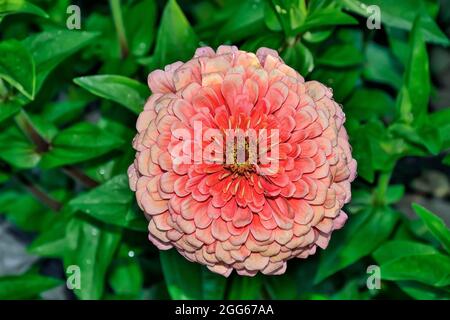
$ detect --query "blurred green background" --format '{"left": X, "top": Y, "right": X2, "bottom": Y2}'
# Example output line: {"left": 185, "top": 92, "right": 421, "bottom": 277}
{"left": 0, "top": 0, "right": 449, "bottom": 300}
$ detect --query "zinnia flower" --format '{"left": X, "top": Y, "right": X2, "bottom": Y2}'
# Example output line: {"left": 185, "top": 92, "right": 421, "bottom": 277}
{"left": 128, "top": 46, "right": 357, "bottom": 277}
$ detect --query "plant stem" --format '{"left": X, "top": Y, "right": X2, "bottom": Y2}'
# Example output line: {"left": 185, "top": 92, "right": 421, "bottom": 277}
{"left": 15, "top": 110, "right": 49, "bottom": 153}
{"left": 14, "top": 109, "right": 99, "bottom": 189}
{"left": 373, "top": 171, "right": 392, "bottom": 206}
{"left": 15, "top": 174, "right": 62, "bottom": 212}
{"left": 109, "top": 0, "right": 129, "bottom": 59}
{"left": 62, "top": 166, "right": 99, "bottom": 188}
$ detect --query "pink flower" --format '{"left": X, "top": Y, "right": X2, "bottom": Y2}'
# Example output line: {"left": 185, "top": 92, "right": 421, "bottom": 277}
{"left": 128, "top": 46, "right": 357, "bottom": 277}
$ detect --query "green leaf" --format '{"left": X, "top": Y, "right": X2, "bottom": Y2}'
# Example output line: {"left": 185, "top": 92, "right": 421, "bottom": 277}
{"left": 74, "top": 75, "right": 148, "bottom": 115}
{"left": 0, "top": 0, "right": 48, "bottom": 20}
{"left": 0, "top": 125, "right": 40, "bottom": 168}
{"left": 265, "top": 0, "right": 307, "bottom": 36}
{"left": 380, "top": 253, "right": 450, "bottom": 287}
{"left": 443, "top": 154, "right": 450, "bottom": 166}
{"left": 398, "top": 15, "right": 430, "bottom": 126}
{"left": 241, "top": 33, "right": 283, "bottom": 53}
{"left": 385, "top": 184, "right": 405, "bottom": 205}
{"left": 0, "top": 192, "right": 55, "bottom": 232}
{"left": 343, "top": 0, "right": 449, "bottom": 46}
{"left": 412, "top": 203, "right": 450, "bottom": 253}
{"left": 373, "top": 240, "right": 439, "bottom": 264}
{"left": 296, "top": 7, "right": 358, "bottom": 33}
{"left": 23, "top": 30, "right": 99, "bottom": 91}
{"left": 303, "top": 29, "right": 333, "bottom": 43}
{"left": 64, "top": 216, "right": 122, "bottom": 300}
{"left": 0, "top": 40, "right": 35, "bottom": 99}
{"left": 148, "top": 0, "right": 198, "bottom": 69}
{"left": 40, "top": 122, "right": 124, "bottom": 168}
{"left": 281, "top": 41, "right": 314, "bottom": 76}
{"left": 263, "top": 0, "right": 282, "bottom": 32}
{"left": 0, "top": 170, "right": 9, "bottom": 184}
{"left": 0, "top": 96, "right": 25, "bottom": 123}
{"left": 43, "top": 100, "right": 88, "bottom": 125}
{"left": 217, "top": 0, "right": 265, "bottom": 43}
{"left": 125, "top": 0, "right": 157, "bottom": 57}
{"left": 265, "top": 273, "right": 297, "bottom": 299}
{"left": 69, "top": 174, "right": 146, "bottom": 231}
{"left": 160, "top": 249, "right": 226, "bottom": 300}
{"left": 389, "top": 123, "right": 441, "bottom": 155}
{"left": 331, "top": 280, "right": 370, "bottom": 300}
{"left": 312, "top": 68, "right": 360, "bottom": 102}
{"left": 28, "top": 212, "right": 71, "bottom": 258}
{"left": 27, "top": 114, "right": 59, "bottom": 142}
{"left": 345, "top": 88, "right": 395, "bottom": 121}
{"left": 201, "top": 267, "right": 227, "bottom": 300}
{"left": 353, "top": 120, "right": 407, "bottom": 173}
{"left": 228, "top": 275, "right": 263, "bottom": 299}
{"left": 109, "top": 245, "right": 143, "bottom": 298}
{"left": 397, "top": 281, "right": 450, "bottom": 300}
{"left": 429, "top": 108, "right": 450, "bottom": 150}
{"left": 363, "top": 43, "right": 402, "bottom": 90}
{"left": 315, "top": 206, "right": 399, "bottom": 283}
{"left": 316, "top": 44, "right": 364, "bottom": 67}
{"left": 0, "top": 274, "right": 61, "bottom": 300}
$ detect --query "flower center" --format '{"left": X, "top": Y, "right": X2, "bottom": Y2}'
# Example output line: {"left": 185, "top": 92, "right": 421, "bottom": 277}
{"left": 224, "top": 137, "right": 256, "bottom": 176}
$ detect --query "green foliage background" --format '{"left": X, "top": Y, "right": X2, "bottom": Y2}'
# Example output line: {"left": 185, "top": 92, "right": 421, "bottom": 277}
{"left": 0, "top": 0, "right": 449, "bottom": 300}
